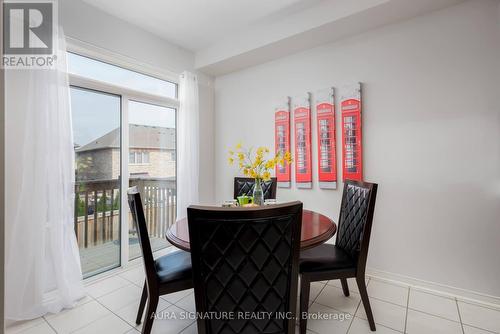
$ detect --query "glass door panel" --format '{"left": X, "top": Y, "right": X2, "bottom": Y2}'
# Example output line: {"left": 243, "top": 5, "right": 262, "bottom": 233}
{"left": 71, "top": 86, "right": 121, "bottom": 278}
{"left": 127, "top": 100, "right": 176, "bottom": 259}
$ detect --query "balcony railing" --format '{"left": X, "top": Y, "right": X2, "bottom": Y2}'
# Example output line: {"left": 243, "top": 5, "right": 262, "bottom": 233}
{"left": 74, "top": 177, "right": 176, "bottom": 248}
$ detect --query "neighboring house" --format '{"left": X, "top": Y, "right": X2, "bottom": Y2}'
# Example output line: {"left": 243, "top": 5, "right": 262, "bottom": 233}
{"left": 75, "top": 124, "right": 176, "bottom": 181}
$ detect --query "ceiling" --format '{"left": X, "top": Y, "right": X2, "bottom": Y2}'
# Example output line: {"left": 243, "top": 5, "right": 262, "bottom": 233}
{"left": 80, "top": 0, "right": 466, "bottom": 75}
{"left": 80, "top": 0, "right": 316, "bottom": 51}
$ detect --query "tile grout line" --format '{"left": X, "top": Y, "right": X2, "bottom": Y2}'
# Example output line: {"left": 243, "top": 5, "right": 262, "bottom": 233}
{"left": 458, "top": 299, "right": 500, "bottom": 312}
{"left": 42, "top": 316, "right": 58, "bottom": 334}
{"left": 84, "top": 292, "right": 161, "bottom": 334}
{"left": 406, "top": 306, "right": 462, "bottom": 324}
{"left": 310, "top": 281, "right": 328, "bottom": 305}
{"left": 345, "top": 296, "right": 362, "bottom": 334}
{"left": 176, "top": 319, "right": 197, "bottom": 334}
{"left": 63, "top": 297, "right": 131, "bottom": 334}
{"left": 403, "top": 286, "right": 410, "bottom": 334}
{"left": 455, "top": 297, "right": 465, "bottom": 334}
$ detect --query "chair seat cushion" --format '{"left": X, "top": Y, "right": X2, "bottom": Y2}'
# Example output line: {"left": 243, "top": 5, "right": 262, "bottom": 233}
{"left": 155, "top": 250, "right": 192, "bottom": 284}
{"left": 300, "top": 244, "right": 355, "bottom": 273}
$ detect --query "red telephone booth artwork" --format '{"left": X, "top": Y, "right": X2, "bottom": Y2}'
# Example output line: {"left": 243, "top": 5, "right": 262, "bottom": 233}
{"left": 315, "top": 88, "right": 337, "bottom": 189}
{"left": 293, "top": 95, "right": 312, "bottom": 188}
{"left": 274, "top": 98, "right": 291, "bottom": 188}
{"left": 340, "top": 83, "right": 363, "bottom": 181}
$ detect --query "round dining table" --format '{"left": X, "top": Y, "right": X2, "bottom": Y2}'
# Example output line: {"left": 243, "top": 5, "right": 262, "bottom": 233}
{"left": 166, "top": 209, "right": 336, "bottom": 251}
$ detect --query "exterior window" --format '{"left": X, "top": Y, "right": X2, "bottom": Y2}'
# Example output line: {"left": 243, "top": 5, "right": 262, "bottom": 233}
{"left": 128, "top": 100, "right": 176, "bottom": 259}
{"left": 68, "top": 52, "right": 176, "bottom": 98}
{"left": 71, "top": 86, "right": 121, "bottom": 277}
{"left": 129, "top": 151, "right": 150, "bottom": 164}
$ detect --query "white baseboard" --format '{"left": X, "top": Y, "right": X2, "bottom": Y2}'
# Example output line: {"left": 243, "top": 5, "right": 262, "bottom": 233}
{"left": 366, "top": 267, "right": 500, "bottom": 310}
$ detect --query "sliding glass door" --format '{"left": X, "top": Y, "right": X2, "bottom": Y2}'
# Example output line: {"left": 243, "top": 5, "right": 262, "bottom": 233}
{"left": 68, "top": 51, "right": 178, "bottom": 277}
{"left": 127, "top": 101, "right": 177, "bottom": 259}
{"left": 71, "top": 87, "right": 121, "bottom": 277}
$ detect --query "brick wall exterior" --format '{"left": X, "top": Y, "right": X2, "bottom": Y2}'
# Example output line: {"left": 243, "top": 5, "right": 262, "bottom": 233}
{"left": 77, "top": 148, "right": 175, "bottom": 180}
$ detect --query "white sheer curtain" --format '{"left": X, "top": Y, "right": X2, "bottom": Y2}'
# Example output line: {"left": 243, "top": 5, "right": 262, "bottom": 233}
{"left": 5, "top": 29, "right": 85, "bottom": 320}
{"left": 176, "top": 71, "right": 200, "bottom": 219}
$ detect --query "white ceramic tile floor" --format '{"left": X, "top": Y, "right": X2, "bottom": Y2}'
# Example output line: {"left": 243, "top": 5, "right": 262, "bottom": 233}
{"left": 307, "top": 302, "right": 353, "bottom": 334}
{"left": 348, "top": 316, "right": 401, "bottom": 334}
{"left": 13, "top": 321, "right": 55, "bottom": 334}
{"left": 97, "top": 284, "right": 143, "bottom": 312}
{"left": 327, "top": 277, "right": 370, "bottom": 294}
{"left": 458, "top": 301, "right": 500, "bottom": 333}
{"left": 408, "top": 289, "right": 461, "bottom": 322}
{"left": 405, "top": 309, "right": 463, "bottom": 334}
{"left": 366, "top": 279, "right": 409, "bottom": 307}
{"left": 6, "top": 249, "right": 500, "bottom": 334}
{"left": 314, "top": 284, "right": 361, "bottom": 315}
{"left": 309, "top": 282, "right": 327, "bottom": 302}
{"left": 355, "top": 296, "right": 407, "bottom": 332}
{"left": 462, "top": 324, "right": 498, "bottom": 334}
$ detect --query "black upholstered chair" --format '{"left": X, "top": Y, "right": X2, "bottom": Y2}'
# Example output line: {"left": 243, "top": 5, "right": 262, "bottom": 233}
{"left": 187, "top": 202, "right": 303, "bottom": 334}
{"left": 127, "top": 187, "right": 193, "bottom": 334}
{"left": 299, "top": 180, "right": 378, "bottom": 333}
{"left": 233, "top": 177, "right": 277, "bottom": 200}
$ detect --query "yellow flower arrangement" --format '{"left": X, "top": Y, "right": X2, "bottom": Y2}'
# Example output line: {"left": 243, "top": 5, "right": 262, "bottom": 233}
{"left": 228, "top": 143, "right": 292, "bottom": 181}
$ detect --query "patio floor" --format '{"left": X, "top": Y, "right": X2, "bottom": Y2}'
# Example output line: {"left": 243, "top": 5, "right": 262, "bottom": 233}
{"left": 79, "top": 237, "right": 169, "bottom": 277}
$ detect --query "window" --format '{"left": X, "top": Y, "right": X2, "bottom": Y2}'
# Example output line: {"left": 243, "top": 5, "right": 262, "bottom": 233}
{"left": 129, "top": 151, "right": 150, "bottom": 164}
{"left": 68, "top": 51, "right": 178, "bottom": 277}
{"left": 68, "top": 52, "right": 177, "bottom": 98}
{"left": 71, "top": 87, "right": 121, "bottom": 277}
{"left": 127, "top": 100, "right": 176, "bottom": 259}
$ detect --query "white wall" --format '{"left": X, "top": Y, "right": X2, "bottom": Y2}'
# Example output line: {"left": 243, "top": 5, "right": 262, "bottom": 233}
{"left": 214, "top": 0, "right": 500, "bottom": 297}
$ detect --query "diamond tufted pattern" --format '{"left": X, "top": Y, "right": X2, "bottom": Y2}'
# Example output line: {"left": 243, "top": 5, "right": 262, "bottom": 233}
{"left": 336, "top": 183, "right": 371, "bottom": 259}
{"left": 234, "top": 177, "right": 277, "bottom": 200}
{"left": 188, "top": 203, "right": 302, "bottom": 334}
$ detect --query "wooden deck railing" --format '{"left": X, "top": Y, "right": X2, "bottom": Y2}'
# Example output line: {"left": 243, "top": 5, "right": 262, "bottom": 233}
{"left": 74, "top": 177, "right": 176, "bottom": 248}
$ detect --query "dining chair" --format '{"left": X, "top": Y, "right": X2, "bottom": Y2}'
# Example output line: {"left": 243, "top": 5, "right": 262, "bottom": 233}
{"left": 233, "top": 177, "right": 277, "bottom": 200}
{"left": 187, "top": 202, "right": 303, "bottom": 334}
{"left": 127, "top": 187, "right": 193, "bottom": 334}
{"left": 298, "top": 180, "right": 378, "bottom": 333}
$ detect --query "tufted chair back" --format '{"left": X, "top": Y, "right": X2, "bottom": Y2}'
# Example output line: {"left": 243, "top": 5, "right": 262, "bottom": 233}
{"left": 187, "top": 202, "right": 302, "bottom": 334}
{"left": 335, "top": 180, "right": 378, "bottom": 268}
{"left": 233, "top": 177, "right": 277, "bottom": 200}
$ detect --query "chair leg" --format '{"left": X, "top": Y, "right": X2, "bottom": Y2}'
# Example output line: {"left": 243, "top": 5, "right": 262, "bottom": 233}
{"left": 299, "top": 277, "right": 311, "bottom": 334}
{"left": 356, "top": 276, "right": 376, "bottom": 331}
{"left": 136, "top": 281, "right": 148, "bottom": 324}
{"left": 141, "top": 294, "right": 159, "bottom": 334}
{"left": 340, "top": 278, "right": 350, "bottom": 297}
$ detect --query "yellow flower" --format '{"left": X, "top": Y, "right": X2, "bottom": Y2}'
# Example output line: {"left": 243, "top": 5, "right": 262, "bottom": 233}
{"left": 262, "top": 171, "right": 271, "bottom": 181}
{"left": 238, "top": 152, "right": 245, "bottom": 161}
{"left": 236, "top": 142, "right": 242, "bottom": 149}
{"left": 284, "top": 151, "right": 292, "bottom": 163}
{"left": 265, "top": 160, "right": 275, "bottom": 169}
{"left": 243, "top": 168, "right": 249, "bottom": 176}
{"left": 250, "top": 169, "right": 257, "bottom": 178}
{"left": 239, "top": 162, "right": 243, "bottom": 168}
{"left": 228, "top": 157, "right": 234, "bottom": 164}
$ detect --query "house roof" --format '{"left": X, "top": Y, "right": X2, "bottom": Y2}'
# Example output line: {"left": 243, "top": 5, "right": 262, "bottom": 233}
{"left": 76, "top": 124, "right": 175, "bottom": 152}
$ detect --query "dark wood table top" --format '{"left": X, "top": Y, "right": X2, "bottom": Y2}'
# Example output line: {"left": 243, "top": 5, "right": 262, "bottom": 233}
{"left": 166, "top": 209, "right": 336, "bottom": 251}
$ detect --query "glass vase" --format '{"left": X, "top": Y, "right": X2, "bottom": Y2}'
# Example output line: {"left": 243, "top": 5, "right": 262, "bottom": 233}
{"left": 253, "top": 178, "right": 264, "bottom": 206}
